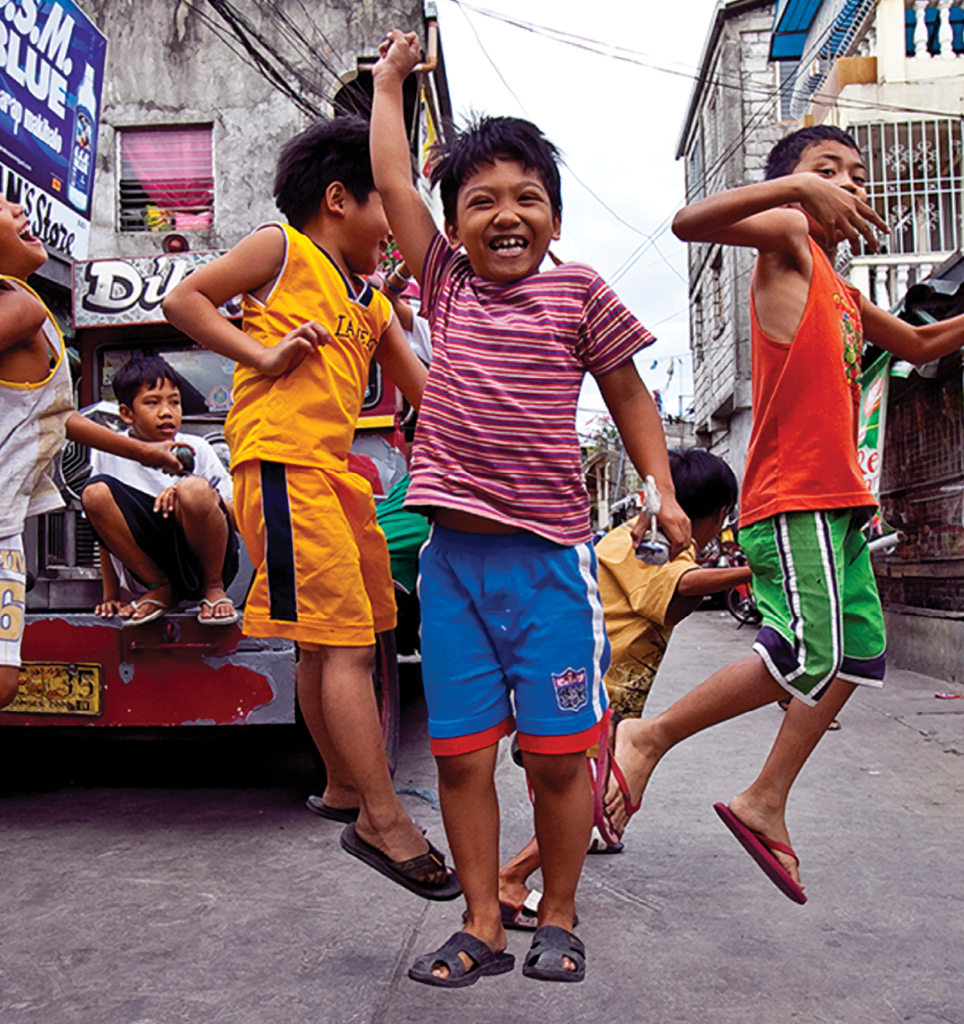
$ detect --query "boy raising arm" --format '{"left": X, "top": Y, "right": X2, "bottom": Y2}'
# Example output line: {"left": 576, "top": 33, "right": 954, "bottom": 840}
{"left": 162, "top": 117, "right": 450, "bottom": 900}
{"left": 371, "top": 32, "right": 689, "bottom": 986}
{"left": 607, "top": 126, "right": 964, "bottom": 902}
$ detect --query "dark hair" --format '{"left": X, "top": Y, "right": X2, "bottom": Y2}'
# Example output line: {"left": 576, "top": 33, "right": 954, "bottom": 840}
{"left": 112, "top": 354, "right": 182, "bottom": 409}
{"left": 429, "top": 115, "right": 562, "bottom": 228}
{"left": 669, "top": 448, "right": 738, "bottom": 522}
{"left": 765, "top": 125, "right": 862, "bottom": 180}
{"left": 274, "top": 114, "right": 376, "bottom": 229}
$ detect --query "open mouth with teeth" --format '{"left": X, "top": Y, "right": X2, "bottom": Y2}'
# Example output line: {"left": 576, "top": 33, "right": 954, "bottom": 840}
{"left": 18, "top": 223, "right": 39, "bottom": 244}
{"left": 489, "top": 236, "right": 529, "bottom": 255}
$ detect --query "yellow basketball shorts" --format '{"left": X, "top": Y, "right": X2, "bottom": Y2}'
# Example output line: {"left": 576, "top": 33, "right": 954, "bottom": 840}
{"left": 232, "top": 460, "right": 396, "bottom": 647}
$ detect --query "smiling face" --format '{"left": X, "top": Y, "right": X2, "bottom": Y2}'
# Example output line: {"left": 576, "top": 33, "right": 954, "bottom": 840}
{"left": 446, "top": 156, "right": 561, "bottom": 282}
{"left": 793, "top": 140, "right": 870, "bottom": 243}
{"left": 120, "top": 377, "right": 183, "bottom": 442}
{"left": 0, "top": 197, "right": 47, "bottom": 278}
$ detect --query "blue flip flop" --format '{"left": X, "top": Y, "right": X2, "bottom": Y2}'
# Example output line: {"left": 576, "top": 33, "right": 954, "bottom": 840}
{"left": 409, "top": 932, "right": 515, "bottom": 988}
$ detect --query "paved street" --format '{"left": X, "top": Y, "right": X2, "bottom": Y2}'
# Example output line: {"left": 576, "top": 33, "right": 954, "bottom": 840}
{"left": 2, "top": 609, "right": 963, "bottom": 1024}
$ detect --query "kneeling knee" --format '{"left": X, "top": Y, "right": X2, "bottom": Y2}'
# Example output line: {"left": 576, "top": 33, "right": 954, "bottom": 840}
{"left": 0, "top": 666, "right": 20, "bottom": 709}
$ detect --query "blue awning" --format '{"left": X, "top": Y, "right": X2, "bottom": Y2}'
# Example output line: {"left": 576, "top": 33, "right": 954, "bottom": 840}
{"left": 770, "top": 0, "right": 825, "bottom": 60}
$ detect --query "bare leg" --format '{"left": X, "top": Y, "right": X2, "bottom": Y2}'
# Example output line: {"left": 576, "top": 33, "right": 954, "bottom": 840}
{"left": 727, "top": 675, "right": 857, "bottom": 885}
{"left": 499, "top": 836, "right": 541, "bottom": 908}
{"left": 522, "top": 750, "right": 591, "bottom": 973}
{"left": 433, "top": 744, "right": 505, "bottom": 979}
{"left": 605, "top": 655, "right": 782, "bottom": 835}
{"left": 0, "top": 665, "right": 19, "bottom": 709}
{"left": 296, "top": 646, "right": 439, "bottom": 871}
{"left": 172, "top": 477, "right": 232, "bottom": 620}
{"left": 82, "top": 482, "right": 171, "bottom": 619}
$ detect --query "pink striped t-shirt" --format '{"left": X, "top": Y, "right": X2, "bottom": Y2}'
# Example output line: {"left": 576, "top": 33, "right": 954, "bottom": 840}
{"left": 405, "top": 232, "right": 655, "bottom": 546}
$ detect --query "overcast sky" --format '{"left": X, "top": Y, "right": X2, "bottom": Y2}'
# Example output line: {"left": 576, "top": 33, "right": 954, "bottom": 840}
{"left": 431, "top": 0, "right": 723, "bottom": 433}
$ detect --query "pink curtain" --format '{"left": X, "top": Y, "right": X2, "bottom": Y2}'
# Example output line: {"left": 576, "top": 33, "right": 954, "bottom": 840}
{"left": 122, "top": 127, "right": 213, "bottom": 211}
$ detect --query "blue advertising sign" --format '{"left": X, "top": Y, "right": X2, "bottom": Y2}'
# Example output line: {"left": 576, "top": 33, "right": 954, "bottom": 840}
{"left": 0, "top": 1, "right": 106, "bottom": 259}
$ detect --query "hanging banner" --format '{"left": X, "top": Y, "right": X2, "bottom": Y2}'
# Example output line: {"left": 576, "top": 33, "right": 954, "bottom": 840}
{"left": 0, "top": 1, "right": 107, "bottom": 260}
{"left": 857, "top": 351, "right": 892, "bottom": 499}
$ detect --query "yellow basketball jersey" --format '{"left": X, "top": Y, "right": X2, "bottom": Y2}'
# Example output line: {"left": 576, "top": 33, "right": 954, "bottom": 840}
{"left": 225, "top": 222, "right": 393, "bottom": 471}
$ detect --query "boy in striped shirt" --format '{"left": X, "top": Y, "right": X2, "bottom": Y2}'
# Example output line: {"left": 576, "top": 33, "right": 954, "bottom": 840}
{"left": 372, "top": 30, "right": 690, "bottom": 986}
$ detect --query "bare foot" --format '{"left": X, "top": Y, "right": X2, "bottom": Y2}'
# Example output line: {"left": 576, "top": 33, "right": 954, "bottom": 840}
{"left": 727, "top": 792, "right": 803, "bottom": 889}
{"left": 198, "top": 584, "right": 236, "bottom": 622}
{"left": 603, "top": 717, "right": 664, "bottom": 838}
{"left": 321, "top": 782, "right": 359, "bottom": 813}
{"left": 498, "top": 876, "right": 532, "bottom": 910}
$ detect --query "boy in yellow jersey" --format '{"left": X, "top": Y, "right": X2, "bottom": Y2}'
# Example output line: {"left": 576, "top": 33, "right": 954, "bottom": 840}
{"left": 163, "top": 116, "right": 457, "bottom": 900}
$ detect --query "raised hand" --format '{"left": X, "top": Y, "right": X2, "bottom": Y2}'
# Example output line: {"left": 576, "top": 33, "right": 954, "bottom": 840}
{"left": 794, "top": 173, "right": 888, "bottom": 252}
{"left": 376, "top": 29, "right": 422, "bottom": 80}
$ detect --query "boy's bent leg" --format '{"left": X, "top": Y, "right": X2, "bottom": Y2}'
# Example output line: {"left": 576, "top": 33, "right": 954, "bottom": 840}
{"left": 172, "top": 476, "right": 234, "bottom": 620}
{"left": 605, "top": 654, "right": 783, "bottom": 835}
{"left": 726, "top": 674, "right": 857, "bottom": 887}
{"left": 298, "top": 645, "right": 441, "bottom": 875}
{"left": 499, "top": 837, "right": 541, "bottom": 913}
{"left": 0, "top": 666, "right": 19, "bottom": 709}
{"left": 82, "top": 479, "right": 173, "bottom": 618}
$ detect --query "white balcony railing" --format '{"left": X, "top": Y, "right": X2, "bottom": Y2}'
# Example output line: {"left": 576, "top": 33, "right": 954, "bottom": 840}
{"left": 905, "top": 0, "right": 964, "bottom": 59}
{"left": 849, "top": 253, "right": 949, "bottom": 309}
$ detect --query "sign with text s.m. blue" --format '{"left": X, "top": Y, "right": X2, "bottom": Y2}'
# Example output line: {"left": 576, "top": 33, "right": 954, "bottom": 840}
{"left": 0, "top": 2, "right": 106, "bottom": 260}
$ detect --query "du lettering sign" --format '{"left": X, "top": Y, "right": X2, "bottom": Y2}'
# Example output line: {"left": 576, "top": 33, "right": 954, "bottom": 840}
{"left": 0, "top": 1, "right": 106, "bottom": 260}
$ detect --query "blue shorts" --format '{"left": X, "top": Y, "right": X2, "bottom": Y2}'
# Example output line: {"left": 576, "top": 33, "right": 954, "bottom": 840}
{"left": 419, "top": 526, "right": 610, "bottom": 756}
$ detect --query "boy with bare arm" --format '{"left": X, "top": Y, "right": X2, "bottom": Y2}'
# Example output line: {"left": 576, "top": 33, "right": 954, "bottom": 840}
{"left": 607, "top": 125, "right": 964, "bottom": 904}
{"left": 0, "top": 198, "right": 180, "bottom": 709}
{"left": 371, "top": 31, "right": 690, "bottom": 985}
{"left": 162, "top": 117, "right": 459, "bottom": 902}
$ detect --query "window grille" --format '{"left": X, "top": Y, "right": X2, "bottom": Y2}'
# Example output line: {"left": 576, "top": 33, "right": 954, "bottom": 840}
{"left": 711, "top": 251, "right": 724, "bottom": 336}
{"left": 852, "top": 120, "right": 963, "bottom": 257}
{"left": 119, "top": 125, "right": 214, "bottom": 233}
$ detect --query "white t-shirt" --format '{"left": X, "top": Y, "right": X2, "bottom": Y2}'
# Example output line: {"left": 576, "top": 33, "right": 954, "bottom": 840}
{"left": 89, "top": 432, "right": 233, "bottom": 596}
{"left": 89, "top": 431, "right": 232, "bottom": 503}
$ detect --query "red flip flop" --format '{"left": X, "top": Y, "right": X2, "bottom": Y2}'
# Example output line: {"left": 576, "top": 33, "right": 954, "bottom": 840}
{"left": 589, "top": 713, "right": 640, "bottom": 846}
{"left": 713, "top": 802, "right": 807, "bottom": 904}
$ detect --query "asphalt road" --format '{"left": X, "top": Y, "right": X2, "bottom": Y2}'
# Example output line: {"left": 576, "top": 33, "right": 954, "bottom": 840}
{"left": 2, "top": 610, "right": 962, "bottom": 1024}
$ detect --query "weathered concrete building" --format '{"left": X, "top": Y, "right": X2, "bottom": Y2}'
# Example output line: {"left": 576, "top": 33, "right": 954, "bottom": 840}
{"left": 680, "top": 0, "right": 964, "bottom": 678}
{"left": 675, "top": 0, "right": 781, "bottom": 482}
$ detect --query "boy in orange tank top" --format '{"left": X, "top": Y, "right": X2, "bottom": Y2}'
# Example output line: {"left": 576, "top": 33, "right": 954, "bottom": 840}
{"left": 163, "top": 118, "right": 462, "bottom": 902}
{"left": 602, "top": 126, "right": 964, "bottom": 903}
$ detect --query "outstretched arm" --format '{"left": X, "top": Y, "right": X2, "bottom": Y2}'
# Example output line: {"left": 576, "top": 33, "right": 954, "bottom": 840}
{"left": 672, "top": 174, "right": 885, "bottom": 254}
{"left": 66, "top": 412, "right": 181, "bottom": 473}
{"left": 371, "top": 30, "right": 439, "bottom": 283}
{"left": 862, "top": 300, "right": 964, "bottom": 366}
{"left": 596, "top": 361, "right": 691, "bottom": 556}
{"left": 163, "top": 226, "right": 329, "bottom": 376}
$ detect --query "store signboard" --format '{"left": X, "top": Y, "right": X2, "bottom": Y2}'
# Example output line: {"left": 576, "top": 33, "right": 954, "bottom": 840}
{"left": 0, "top": 1, "right": 106, "bottom": 259}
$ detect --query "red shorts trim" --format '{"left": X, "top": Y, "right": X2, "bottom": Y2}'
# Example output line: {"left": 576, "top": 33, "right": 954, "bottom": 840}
{"left": 517, "top": 712, "right": 609, "bottom": 756}
{"left": 431, "top": 716, "right": 514, "bottom": 756}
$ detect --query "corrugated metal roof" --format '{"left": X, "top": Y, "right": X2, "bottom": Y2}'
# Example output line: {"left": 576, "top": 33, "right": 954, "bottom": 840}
{"left": 770, "top": 0, "right": 825, "bottom": 59}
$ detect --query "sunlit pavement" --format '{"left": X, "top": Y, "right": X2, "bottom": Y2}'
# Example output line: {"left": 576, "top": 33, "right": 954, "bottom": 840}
{"left": 2, "top": 610, "right": 962, "bottom": 1024}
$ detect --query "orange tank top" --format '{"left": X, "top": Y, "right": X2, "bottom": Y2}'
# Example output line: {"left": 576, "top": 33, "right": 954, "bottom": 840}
{"left": 739, "top": 238, "right": 874, "bottom": 528}
{"left": 225, "top": 222, "right": 393, "bottom": 472}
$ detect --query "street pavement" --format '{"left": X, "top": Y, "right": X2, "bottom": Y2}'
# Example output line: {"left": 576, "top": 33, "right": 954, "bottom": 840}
{"left": 2, "top": 609, "right": 963, "bottom": 1024}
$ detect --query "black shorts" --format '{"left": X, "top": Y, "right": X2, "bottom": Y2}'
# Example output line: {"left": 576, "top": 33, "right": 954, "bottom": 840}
{"left": 83, "top": 474, "right": 240, "bottom": 601}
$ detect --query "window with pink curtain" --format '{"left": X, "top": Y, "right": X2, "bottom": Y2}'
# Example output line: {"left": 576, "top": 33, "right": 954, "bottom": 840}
{"left": 119, "top": 125, "right": 214, "bottom": 232}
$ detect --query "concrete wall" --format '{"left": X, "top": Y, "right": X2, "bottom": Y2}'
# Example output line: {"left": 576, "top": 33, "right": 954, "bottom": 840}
{"left": 884, "top": 609, "right": 964, "bottom": 683}
{"left": 82, "top": 0, "right": 424, "bottom": 260}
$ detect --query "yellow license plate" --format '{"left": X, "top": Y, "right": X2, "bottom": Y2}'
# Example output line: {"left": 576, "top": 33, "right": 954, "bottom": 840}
{"left": 8, "top": 662, "right": 103, "bottom": 716}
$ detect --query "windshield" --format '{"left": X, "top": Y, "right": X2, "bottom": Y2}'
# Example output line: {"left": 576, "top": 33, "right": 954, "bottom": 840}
{"left": 98, "top": 345, "right": 236, "bottom": 416}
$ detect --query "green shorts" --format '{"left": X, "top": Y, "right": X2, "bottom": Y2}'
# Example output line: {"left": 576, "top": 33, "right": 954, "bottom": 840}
{"left": 740, "top": 509, "right": 886, "bottom": 704}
